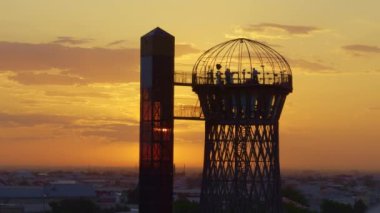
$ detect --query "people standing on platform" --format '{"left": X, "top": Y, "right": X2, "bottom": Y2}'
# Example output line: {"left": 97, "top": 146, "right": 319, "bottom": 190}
{"left": 207, "top": 69, "right": 214, "bottom": 84}
{"left": 252, "top": 67, "right": 259, "bottom": 84}
{"left": 225, "top": 68, "right": 232, "bottom": 84}
{"left": 216, "top": 64, "right": 222, "bottom": 85}
{"left": 242, "top": 69, "right": 246, "bottom": 82}
{"left": 216, "top": 70, "right": 222, "bottom": 85}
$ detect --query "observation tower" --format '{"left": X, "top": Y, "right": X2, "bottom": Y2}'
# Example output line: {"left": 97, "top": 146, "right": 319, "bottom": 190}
{"left": 192, "top": 38, "right": 293, "bottom": 212}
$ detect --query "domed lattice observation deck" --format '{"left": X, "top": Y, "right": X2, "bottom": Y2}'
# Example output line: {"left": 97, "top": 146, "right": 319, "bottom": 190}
{"left": 192, "top": 38, "right": 292, "bottom": 92}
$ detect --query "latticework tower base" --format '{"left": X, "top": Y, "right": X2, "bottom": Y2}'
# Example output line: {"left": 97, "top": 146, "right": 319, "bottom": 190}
{"left": 200, "top": 122, "right": 282, "bottom": 213}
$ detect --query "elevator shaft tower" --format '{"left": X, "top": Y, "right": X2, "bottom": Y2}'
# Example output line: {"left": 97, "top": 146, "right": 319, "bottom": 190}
{"left": 139, "top": 27, "right": 174, "bottom": 213}
{"left": 192, "top": 38, "right": 293, "bottom": 213}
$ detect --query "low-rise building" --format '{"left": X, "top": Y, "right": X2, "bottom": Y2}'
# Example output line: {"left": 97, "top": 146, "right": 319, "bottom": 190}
{"left": 0, "top": 182, "right": 96, "bottom": 213}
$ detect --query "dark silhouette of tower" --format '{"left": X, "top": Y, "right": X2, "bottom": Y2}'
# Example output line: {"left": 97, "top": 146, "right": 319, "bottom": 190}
{"left": 192, "top": 38, "right": 293, "bottom": 212}
{"left": 139, "top": 27, "right": 174, "bottom": 213}
{"left": 138, "top": 29, "right": 292, "bottom": 212}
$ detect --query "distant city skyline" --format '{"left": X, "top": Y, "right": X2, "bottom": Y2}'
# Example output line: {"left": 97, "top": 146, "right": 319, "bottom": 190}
{"left": 0, "top": 0, "right": 379, "bottom": 170}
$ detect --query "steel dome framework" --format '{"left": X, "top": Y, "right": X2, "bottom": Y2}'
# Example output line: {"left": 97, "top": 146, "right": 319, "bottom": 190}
{"left": 193, "top": 38, "right": 292, "bottom": 90}
{"left": 192, "top": 38, "right": 293, "bottom": 213}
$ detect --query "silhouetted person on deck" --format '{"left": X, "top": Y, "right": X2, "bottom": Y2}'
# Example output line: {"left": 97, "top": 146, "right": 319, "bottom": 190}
{"left": 225, "top": 68, "right": 232, "bottom": 84}
{"left": 252, "top": 67, "right": 259, "bottom": 84}
{"left": 216, "top": 70, "right": 222, "bottom": 85}
{"left": 216, "top": 64, "right": 222, "bottom": 85}
{"left": 207, "top": 69, "right": 214, "bottom": 84}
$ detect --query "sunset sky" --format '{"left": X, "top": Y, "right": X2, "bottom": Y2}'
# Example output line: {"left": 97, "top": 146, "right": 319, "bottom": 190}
{"left": 0, "top": 0, "right": 379, "bottom": 170}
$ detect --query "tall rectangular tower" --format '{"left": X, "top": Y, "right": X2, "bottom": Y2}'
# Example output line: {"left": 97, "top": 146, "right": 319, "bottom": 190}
{"left": 139, "top": 27, "right": 175, "bottom": 213}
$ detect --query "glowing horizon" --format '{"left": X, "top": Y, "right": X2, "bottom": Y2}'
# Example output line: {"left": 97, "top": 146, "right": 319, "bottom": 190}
{"left": 0, "top": 0, "right": 379, "bottom": 171}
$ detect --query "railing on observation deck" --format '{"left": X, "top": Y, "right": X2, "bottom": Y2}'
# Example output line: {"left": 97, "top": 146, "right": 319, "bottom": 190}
{"left": 174, "top": 71, "right": 292, "bottom": 90}
{"left": 192, "top": 72, "right": 292, "bottom": 89}
{"left": 174, "top": 104, "right": 204, "bottom": 120}
{"left": 174, "top": 72, "right": 193, "bottom": 86}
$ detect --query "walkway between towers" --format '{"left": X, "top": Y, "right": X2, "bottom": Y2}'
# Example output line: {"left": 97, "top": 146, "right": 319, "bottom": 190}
{"left": 174, "top": 72, "right": 204, "bottom": 121}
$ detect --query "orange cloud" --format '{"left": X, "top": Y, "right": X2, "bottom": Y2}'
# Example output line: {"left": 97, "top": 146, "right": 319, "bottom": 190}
{"left": 342, "top": 44, "right": 380, "bottom": 54}
{"left": 0, "top": 112, "right": 139, "bottom": 142}
{"left": 289, "top": 59, "right": 334, "bottom": 73}
{"left": 0, "top": 112, "right": 75, "bottom": 128}
{"left": 51, "top": 36, "right": 93, "bottom": 46}
{"left": 368, "top": 106, "right": 380, "bottom": 111}
{"left": 44, "top": 90, "right": 111, "bottom": 98}
{"left": 244, "top": 23, "right": 321, "bottom": 35}
{"left": 10, "top": 71, "right": 86, "bottom": 85}
{"left": 175, "top": 44, "right": 200, "bottom": 57}
{"left": 0, "top": 41, "right": 200, "bottom": 85}
{"left": 80, "top": 123, "right": 138, "bottom": 142}
{"left": 0, "top": 41, "right": 140, "bottom": 84}
{"left": 107, "top": 39, "right": 128, "bottom": 47}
